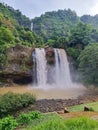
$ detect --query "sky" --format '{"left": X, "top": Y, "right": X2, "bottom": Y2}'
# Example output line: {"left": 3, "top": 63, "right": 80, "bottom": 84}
{"left": 0, "top": 0, "right": 98, "bottom": 19}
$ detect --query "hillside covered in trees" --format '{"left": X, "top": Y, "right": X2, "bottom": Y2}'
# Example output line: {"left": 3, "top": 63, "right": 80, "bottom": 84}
{"left": 32, "top": 9, "right": 80, "bottom": 40}
{"left": 0, "top": 2, "right": 98, "bottom": 85}
{"left": 81, "top": 14, "right": 98, "bottom": 29}
{"left": 0, "top": 3, "right": 31, "bottom": 28}
{"left": 32, "top": 9, "right": 98, "bottom": 41}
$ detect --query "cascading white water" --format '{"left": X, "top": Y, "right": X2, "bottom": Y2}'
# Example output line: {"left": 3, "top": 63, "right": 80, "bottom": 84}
{"left": 33, "top": 48, "right": 77, "bottom": 88}
{"left": 33, "top": 48, "right": 47, "bottom": 87}
{"left": 54, "top": 49, "right": 60, "bottom": 85}
{"left": 54, "top": 49, "right": 73, "bottom": 88}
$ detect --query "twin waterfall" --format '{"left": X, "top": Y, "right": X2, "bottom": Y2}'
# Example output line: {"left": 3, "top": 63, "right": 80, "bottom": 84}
{"left": 32, "top": 48, "right": 75, "bottom": 89}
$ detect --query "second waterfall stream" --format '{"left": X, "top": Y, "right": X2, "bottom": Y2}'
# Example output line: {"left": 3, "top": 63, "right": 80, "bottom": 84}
{"left": 32, "top": 48, "right": 77, "bottom": 89}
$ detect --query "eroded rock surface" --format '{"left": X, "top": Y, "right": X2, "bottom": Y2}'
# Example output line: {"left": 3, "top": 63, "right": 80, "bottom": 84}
{"left": 0, "top": 44, "right": 33, "bottom": 85}
{"left": 45, "top": 47, "right": 55, "bottom": 64}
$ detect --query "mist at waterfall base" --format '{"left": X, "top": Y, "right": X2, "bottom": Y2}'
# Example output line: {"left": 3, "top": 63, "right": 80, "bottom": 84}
{"left": 32, "top": 48, "right": 83, "bottom": 90}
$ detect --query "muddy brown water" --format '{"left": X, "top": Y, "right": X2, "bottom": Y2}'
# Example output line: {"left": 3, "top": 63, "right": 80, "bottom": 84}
{"left": 0, "top": 85, "right": 87, "bottom": 99}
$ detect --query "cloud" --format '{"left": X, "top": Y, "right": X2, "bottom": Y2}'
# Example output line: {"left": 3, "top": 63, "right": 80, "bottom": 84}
{"left": 0, "top": 0, "right": 98, "bottom": 18}
{"left": 91, "top": 4, "right": 98, "bottom": 15}
{"left": 90, "top": 0, "right": 98, "bottom": 15}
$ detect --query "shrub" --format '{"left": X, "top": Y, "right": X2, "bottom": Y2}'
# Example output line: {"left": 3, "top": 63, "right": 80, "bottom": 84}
{"left": 18, "top": 113, "right": 31, "bottom": 124}
{"left": 20, "top": 93, "right": 36, "bottom": 107}
{"left": 89, "top": 107, "right": 94, "bottom": 112}
{"left": 67, "top": 47, "right": 81, "bottom": 60}
{"left": 0, "top": 92, "right": 36, "bottom": 118}
{"left": 18, "top": 111, "right": 41, "bottom": 124}
{"left": 0, "top": 116, "right": 18, "bottom": 130}
{"left": 29, "top": 111, "right": 41, "bottom": 119}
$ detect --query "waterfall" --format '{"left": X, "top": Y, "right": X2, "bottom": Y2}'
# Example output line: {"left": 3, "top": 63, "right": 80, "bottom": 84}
{"left": 54, "top": 49, "right": 73, "bottom": 88}
{"left": 31, "top": 22, "right": 33, "bottom": 31}
{"left": 54, "top": 49, "right": 60, "bottom": 85}
{"left": 32, "top": 48, "right": 77, "bottom": 88}
{"left": 33, "top": 48, "right": 47, "bottom": 87}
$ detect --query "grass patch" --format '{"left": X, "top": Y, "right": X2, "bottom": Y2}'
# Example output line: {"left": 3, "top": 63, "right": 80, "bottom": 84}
{"left": 64, "top": 117, "right": 98, "bottom": 130}
{"left": 22, "top": 115, "right": 98, "bottom": 130}
{"left": 22, "top": 113, "right": 63, "bottom": 130}
{"left": 69, "top": 102, "right": 98, "bottom": 112}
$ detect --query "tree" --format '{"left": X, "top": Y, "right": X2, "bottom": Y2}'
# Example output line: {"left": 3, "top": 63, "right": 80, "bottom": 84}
{"left": 69, "top": 22, "right": 91, "bottom": 49}
{"left": 78, "top": 43, "right": 98, "bottom": 85}
{"left": 45, "top": 39, "right": 56, "bottom": 47}
{"left": 0, "top": 26, "right": 14, "bottom": 44}
{"left": 57, "top": 37, "right": 68, "bottom": 48}
{"left": 0, "top": 26, "right": 15, "bottom": 68}
{"left": 90, "top": 28, "right": 98, "bottom": 42}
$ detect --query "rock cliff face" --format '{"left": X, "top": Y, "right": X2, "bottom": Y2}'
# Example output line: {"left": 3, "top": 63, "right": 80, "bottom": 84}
{"left": 0, "top": 45, "right": 55, "bottom": 86}
{"left": 0, "top": 44, "right": 33, "bottom": 85}
{"left": 45, "top": 47, "right": 55, "bottom": 64}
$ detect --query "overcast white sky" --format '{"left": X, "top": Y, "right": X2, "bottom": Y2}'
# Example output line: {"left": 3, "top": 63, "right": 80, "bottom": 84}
{"left": 0, "top": 0, "right": 98, "bottom": 18}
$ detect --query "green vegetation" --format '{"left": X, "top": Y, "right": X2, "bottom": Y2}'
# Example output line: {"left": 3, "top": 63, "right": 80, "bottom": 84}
{"left": 0, "top": 92, "right": 36, "bottom": 118}
{"left": 23, "top": 115, "right": 98, "bottom": 130}
{"left": 64, "top": 117, "right": 98, "bottom": 130}
{"left": 0, "top": 107, "right": 98, "bottom": 130}
{"left": 32, "top": 9, "right": 79, "bottom": 40}
{"left": 67, "top": 47, "right": 81, "bottom": 67}
{"left": 0, "top": 116, "right": 18, "bottom": 130}
{"left": 78, "top": 43, "right": 98, "bottom": 85}
{"left": 0, "top": 3, "right": 31, "bottom": 28}
{"left": 70, "top": 102, "right": 98, "bottom": 112}
{"left": 81, "top": 14, "right": 98, "bottom": 29}
{"left": 69, "top": 22, "right": 92, "bottom": 49}
{"left": 18, "top": 111, "right": 41, "bottom": 124}
{"left": 0, "top": 111, "right": 41, "bottom": 130}
{"left": 22, "top": 113, "right": 62, "bottom": 129}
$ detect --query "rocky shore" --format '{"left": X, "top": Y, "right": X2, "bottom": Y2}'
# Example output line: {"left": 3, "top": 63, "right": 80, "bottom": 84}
{"left": 34, "top": 88, "right": 98, "bottom": 113}
{"left": 35, "top": 99, "right": 82, "bottom": 113}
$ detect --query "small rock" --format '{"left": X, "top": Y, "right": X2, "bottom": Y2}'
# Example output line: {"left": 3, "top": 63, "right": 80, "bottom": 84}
{"left": 84, "top": 106, "right": 90, "bottom": 111}
{"left": 64, "top": 107, "right": 69, "bottom": 113}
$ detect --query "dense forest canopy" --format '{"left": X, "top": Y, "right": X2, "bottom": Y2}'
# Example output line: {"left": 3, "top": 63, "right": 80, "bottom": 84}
{"left": 32, "top": 9, "right": 80, "bottom": 40}
{"left": 0, "top": 2, "right": 98, "bottom": 85}
{"left": 81, "top": 14, "right": 98, "bottom": 29}
{"left": 32, "top": 9, "right": 98, "bottom": 42}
